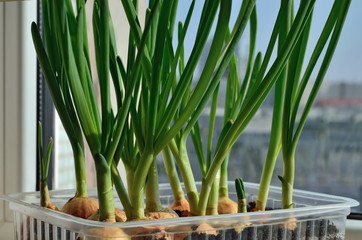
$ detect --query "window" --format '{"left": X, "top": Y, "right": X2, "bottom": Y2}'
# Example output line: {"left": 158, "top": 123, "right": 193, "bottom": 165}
{"left": 156, "top": 0, "right": 362, "bottom": 214}
{"left": 0, "top": 0, "right": 37, "bottom": 238}
{"left": 48, "top": 0, "right": 361, "bottom": 213}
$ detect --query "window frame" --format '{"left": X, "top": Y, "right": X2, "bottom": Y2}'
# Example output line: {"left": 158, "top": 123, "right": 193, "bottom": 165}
{"left": 35, "top": 0, "right": 55, "bottom": 192}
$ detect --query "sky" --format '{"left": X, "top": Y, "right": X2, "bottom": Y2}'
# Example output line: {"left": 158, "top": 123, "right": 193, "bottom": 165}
{"left": 173, "top": 0, "right": 362, "bottom": 83}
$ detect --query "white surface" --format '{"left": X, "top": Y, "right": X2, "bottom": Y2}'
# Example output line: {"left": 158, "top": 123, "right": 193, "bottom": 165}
{"left": 346, "top": 220, "right": 362, "bottom": 240}
{"left": 0, "top": 1, "right": 4, "bottom": 224}
{"left": 0, "top": 222, "right": 14, "bottom": 240}
{"left": 0, "top": 0, "right": 37, "bottom": 238}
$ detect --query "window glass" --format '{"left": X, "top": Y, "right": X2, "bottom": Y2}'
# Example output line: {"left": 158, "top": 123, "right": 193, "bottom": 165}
{"left": 52, "top": 0, "right": 362, "bottom": 213}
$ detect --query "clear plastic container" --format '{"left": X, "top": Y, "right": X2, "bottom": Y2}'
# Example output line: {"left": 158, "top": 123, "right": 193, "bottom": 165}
{"left": 1, "top": 182, "right": 359, "bottom": 240}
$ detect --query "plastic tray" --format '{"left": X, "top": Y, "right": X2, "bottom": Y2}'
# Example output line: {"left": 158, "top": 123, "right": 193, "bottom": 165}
{"left": 1, "top": 182, "right": 359, "bottom": 239}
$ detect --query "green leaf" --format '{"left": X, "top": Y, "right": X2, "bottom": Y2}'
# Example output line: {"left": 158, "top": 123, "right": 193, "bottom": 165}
{"left": 224, "top": 54, "right": 239, "bottom": 122}
{"left": 174, "top": 0, "right": 255, "bottom": 153}
{"left": 38, "top": 121, "right": 44, "bottom": 180}
{"left": 104, "top": 0, "right": 160, "bottom": 164}
{"left": 242, "top": 6, "right": 257, "bottom": 88}
{"left": 120, "top": 0, "right": 153, "bottom": 85}
{"left": 31, "top": 23, "right": 80, "bottom": 147}
{"left": 44, "top": 138, "right": 53, "bottom": 179}
{"left": 278, "top": 175, "right": 285, "bottom": 183}
{"left": 190, "top": 123, "right": 206, "bottom": 177}
{"left": 145, "top": 0, "right": 174, "bottom": 146}
{"left": 156, "top": 0, "right": 195, "bottom": 130}
{"left": 96, "top": 0, "right": 112, "bottom": 153}
{"left": 206, "top": 0, "right": 314, "bottom": 189}
{"left": 109, "top": 21, "right": 123, "bottom": 109}
{"left": 155, "top": 0, "right": 220, "bottom": 144}
{"left": 235, "top": 178, "right": 246, "bottom": 200}
{"left": 292, "top": 0, "right": 351, "bottom": 151}
{"left": 206, "top": 83, "right": 220, "bottom": 168}
{"left": 53, "top": 0, "right": 101, "bottom": 154}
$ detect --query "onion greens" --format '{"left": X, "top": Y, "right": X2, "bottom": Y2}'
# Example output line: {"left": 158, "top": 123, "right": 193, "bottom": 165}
{"left": 235, "top": 178, "right": 247, "bottom": 213}
{"left": 256, "top": 0, "right": 351, "bottom": 210}
{"left": 38, "top": 122, "right": 56, "bottom": 210}
{"left": 32, "top": 0, "right": 351, "bottom": 225}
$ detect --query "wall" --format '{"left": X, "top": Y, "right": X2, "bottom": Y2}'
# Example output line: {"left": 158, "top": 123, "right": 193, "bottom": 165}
{"left": 0, "top": 1, "right": 37, "bottom": 238}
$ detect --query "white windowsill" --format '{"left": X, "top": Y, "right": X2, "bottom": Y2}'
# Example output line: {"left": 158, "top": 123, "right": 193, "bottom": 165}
{"left": 346, "top": 220, "right": 362, "bottom": 240}
{"left": 0, "top": 222, "right": 14, "bottom": 239}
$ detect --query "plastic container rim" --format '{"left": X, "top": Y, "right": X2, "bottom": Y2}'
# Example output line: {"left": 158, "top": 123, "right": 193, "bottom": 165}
{"left": 0, "top": 181, "right": 359, "bottom": 229}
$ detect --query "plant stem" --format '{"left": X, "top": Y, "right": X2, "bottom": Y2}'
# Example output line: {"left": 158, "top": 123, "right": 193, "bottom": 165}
{"left": 127, "top": 149, "right": 154, "bottom": 219}
{"left": 162, "top": 145, "right": 185, "bottom": 202}
{"left": 194, "top": 178, "right": 211, "bottom": 216}
{"left": 256, "top": 0, "right": 290, "bottom": 211}
{"left": 98, "top": 0, "right": 112, "bottom": 154}
{"left": 111, "top": 161, "right": 132, "bottom": 218}
{"left": 130, "top": 193, "right": 145, "bottom": 220}
{"left": 132, "top": 148, "right": 154, "bottom": 199}
{"left": 40, "top": 180, "right": 51, "bottom": 208}
{"left": 94, "top": 154, "right": 115, "bottom": 221}
{"left": 170, "top": 139, "right": 199, "bottom": 214}
{"left": 281, "top": 151, "right": 295, "bottom": 209}
{"left": 206, "top": 170, "right": 219, "bottom": 215}
{"left": 72, "top": 142, "right": 87, "bottom": 197}
{"left": 38, "top": 122, "right": 54, "bottom": 208}
{"left": 145, "top": 159, "right": 162, "bottom": 212}
{"left": 235, "top": 178, "right": 247, "bottom": 213}
{"left": 127, "top": 169, "right": 145, "bottom": 220}
{"left": 256, "top": 142, "right": 281, "bottom": 210}
{"left": 238, "top": 199, "right": 247, "bottom": 213}
{"left": 219, "top": 153, "right": 229, "bottom": 198}
{"left": 206, "top": 83, "right": 220, "bottom": 168}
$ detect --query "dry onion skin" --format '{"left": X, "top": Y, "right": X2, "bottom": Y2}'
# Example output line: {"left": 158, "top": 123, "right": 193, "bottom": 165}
{"left": 145, "top": 207, "right": 179, "bottom": 220}
{"left": 217, "top": 197, "right": 238, "bottom": 214}
{"left": 61, "top": 197, "right": 99, "bottom": 219}
{"left": 168, "top": 199, "right": 190, "bottom": 217}
{"left": 88, "top": 208, "right": 127, "bottom": 222}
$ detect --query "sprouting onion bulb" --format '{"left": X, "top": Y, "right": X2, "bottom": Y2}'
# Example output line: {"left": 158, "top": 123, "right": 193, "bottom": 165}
{"left": 235, "top": 178, "right": 247, "bottom": 213}
{"left": 38, "top": 122, "right": 57, "bottom": 210}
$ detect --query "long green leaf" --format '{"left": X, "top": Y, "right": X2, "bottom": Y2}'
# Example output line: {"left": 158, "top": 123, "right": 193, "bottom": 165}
{"left": 290, "top": 0, "right": 343, "bottom": 137}
{"left": 177, "top": 0, "right": 255, "bottom": 148}
{"left": 105, "top": 0, "right": 160, "bottom": 164}
{"left": 206, "top": 0, "right": 315, "bottom": 187}
{"left": 32, "top": 23, "right": 79, "bottom": 146}
{"left": 155, "top": 0, "right": 220, "bottom": 142}
{"left": 190, "top": 123, "right": 206, "bottom": 176}
{"left": 54, "top": 0, "right": 101, "bottom": 154}
{"left": 120, "top": 0, "right": 153, "bottom": 85}
{"left": 292, "top": 0, "right": 351, "bottom": 151}
{"left": 156, "top": 1, "right": 195, "bottom": 131}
